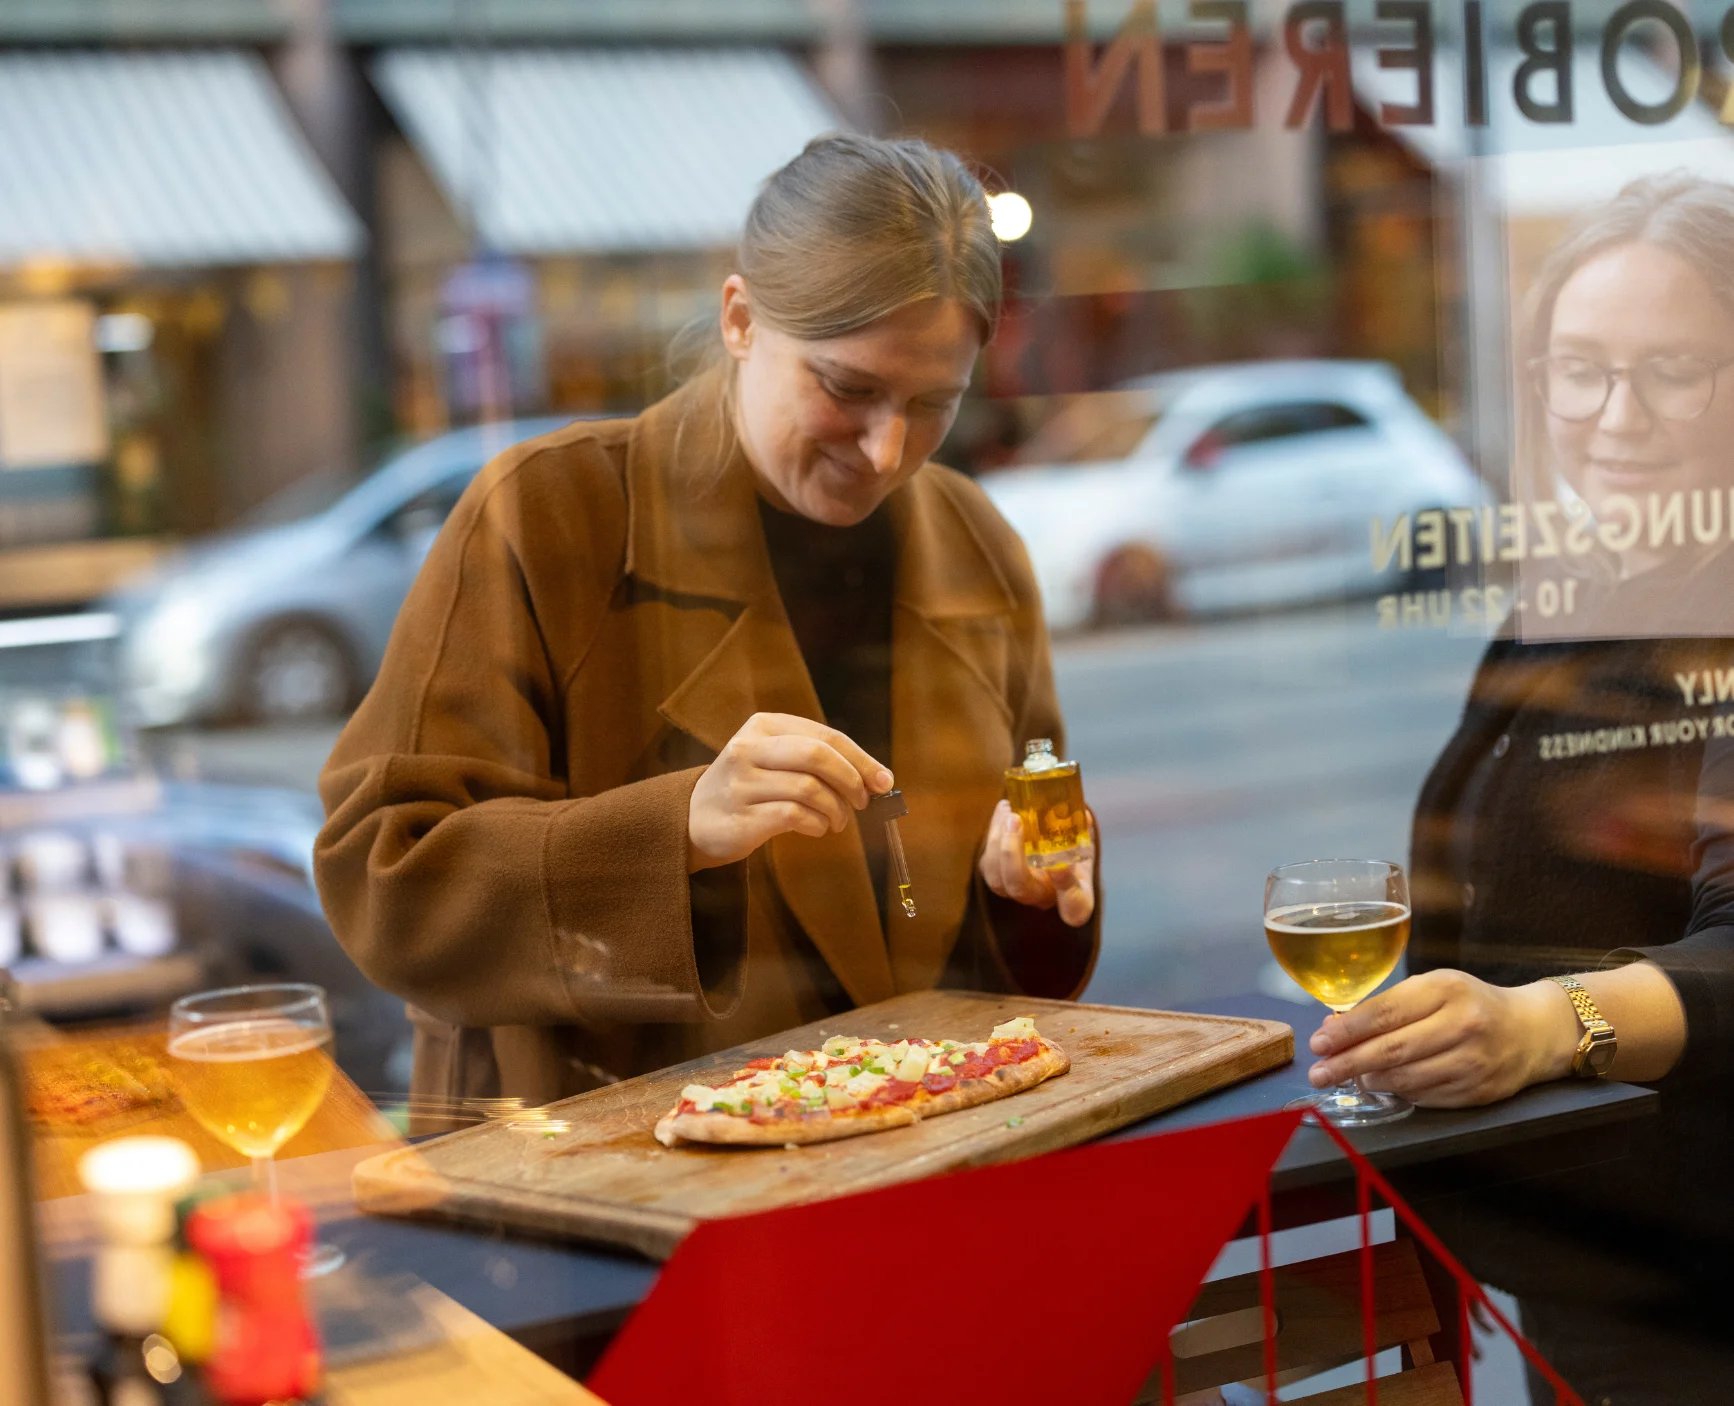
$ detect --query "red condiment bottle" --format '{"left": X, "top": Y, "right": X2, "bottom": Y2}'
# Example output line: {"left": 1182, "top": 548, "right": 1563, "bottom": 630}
{"left": 184, "top": 1194, "right": 321, "bottom": 1405}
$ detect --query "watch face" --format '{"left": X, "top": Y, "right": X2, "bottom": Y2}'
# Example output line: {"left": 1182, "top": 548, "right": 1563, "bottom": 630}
{"left": 1587, "top": 1039, "right": 1618, "bottom": 1075}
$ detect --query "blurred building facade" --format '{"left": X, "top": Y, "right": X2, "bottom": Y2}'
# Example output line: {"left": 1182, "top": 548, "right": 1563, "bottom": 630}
{"left": 5, "top": 0, "right": 1685, "bottom": 605}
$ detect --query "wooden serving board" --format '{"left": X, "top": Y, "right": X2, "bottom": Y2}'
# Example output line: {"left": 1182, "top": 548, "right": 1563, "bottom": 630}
{"left": 353, "top": 991, "right": 1291, "bottom": 1260}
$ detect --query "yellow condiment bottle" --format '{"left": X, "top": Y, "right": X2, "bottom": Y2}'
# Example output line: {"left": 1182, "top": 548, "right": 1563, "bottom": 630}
{"left": 1004, "top": 738, "right": 1092, "bottom": 869}
{"left": 161, "top": 1250, "right": 219, "bottom": 1363}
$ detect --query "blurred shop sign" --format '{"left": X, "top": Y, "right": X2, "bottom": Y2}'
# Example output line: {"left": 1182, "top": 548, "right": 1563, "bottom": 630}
{"left": 437, "top": 258, "right": 544, "bottom": 422}
{"left": 0, "top": 302, "right": 107, "bottom": 471}
{"left": 441, "top": 257, "right": 534, "bottom": 318}
{"left": 1064, "top": 0, "right": 1726, "bottom": 140}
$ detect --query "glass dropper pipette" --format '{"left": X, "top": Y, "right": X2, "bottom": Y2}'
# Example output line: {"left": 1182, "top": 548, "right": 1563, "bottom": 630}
{"left": 864, "top": 789, "right": 916, "bottom": 918}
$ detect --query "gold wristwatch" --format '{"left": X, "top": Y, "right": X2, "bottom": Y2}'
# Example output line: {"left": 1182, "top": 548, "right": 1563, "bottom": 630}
{"left": 1548, "top": 975, "right": 1618, "bottom": 1077}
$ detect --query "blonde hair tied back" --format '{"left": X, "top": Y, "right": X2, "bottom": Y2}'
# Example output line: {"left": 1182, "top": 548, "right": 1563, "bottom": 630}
{"left": 739, "top": 132, "right": 1003, "bottom": 343}
{"left": 671, "top": 132, "right": 1003, "bottom": 481}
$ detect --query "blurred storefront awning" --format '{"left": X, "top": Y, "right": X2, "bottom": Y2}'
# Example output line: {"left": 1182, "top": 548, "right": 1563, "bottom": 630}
{"left": 0, "top": 50, "right": 364, "bottom": 269}
{"left": 370, "top": 47, "right": 841, "bottom": 254}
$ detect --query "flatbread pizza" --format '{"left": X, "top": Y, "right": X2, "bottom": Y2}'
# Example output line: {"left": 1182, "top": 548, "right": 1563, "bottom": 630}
{"left": 653, "top": 1015, "right": 1068, "bottom": 1148}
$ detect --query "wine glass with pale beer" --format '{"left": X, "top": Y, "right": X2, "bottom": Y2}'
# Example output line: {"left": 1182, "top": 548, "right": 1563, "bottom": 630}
{"left": 1264, "top": 860, "right": 1412, "bottom": 1127}
{"left": 167, "top": 983, "right": 334, "bottom": 1196}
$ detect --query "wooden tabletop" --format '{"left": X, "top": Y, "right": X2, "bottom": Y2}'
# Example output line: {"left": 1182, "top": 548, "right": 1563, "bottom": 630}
{"left": 321, "top": 1284, "right": 604, "bottom": 1406}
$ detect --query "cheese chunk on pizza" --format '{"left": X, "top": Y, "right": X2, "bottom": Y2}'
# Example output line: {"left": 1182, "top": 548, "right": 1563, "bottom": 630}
{"left": 653, "top": 1016, "right": 1068, "bottom": 1148}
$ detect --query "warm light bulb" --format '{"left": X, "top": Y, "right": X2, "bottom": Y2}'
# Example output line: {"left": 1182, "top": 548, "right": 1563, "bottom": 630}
{"left": 80, "top": 1137, "right": 201, "bottom": 1336}
{"left": 79, "top": 1136, "right": 200, "bottom": 1197}
{"left": 988, "top": 191, "right": 1033, "bottom": 242}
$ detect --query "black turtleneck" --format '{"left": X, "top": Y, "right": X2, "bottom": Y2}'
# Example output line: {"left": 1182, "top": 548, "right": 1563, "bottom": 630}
{"left": 757, "top": 497, "right": 897, "bottom": 924}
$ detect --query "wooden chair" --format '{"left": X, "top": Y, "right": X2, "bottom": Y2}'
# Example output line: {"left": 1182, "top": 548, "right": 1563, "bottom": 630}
{"left": 1135, "top": 1236, "right": 1464, "bottom": 1405}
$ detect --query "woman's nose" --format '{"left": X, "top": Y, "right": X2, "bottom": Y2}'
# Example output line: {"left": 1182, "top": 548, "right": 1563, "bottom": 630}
{"left": 1598, "top": 373, "right": 1653, "bottom": 435}
{"left": 864, "top": 414, "right": 907, "bottom": 476}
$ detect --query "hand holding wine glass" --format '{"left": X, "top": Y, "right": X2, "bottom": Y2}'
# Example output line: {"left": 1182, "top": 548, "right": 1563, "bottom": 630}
{"left": 1264, "top": 859, "right": 1413, "bottom": 1127}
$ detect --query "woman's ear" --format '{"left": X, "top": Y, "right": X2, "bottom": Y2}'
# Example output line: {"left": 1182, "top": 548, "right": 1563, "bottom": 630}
{"left": 720, "top": 274, "right": 753, "bottom": 361}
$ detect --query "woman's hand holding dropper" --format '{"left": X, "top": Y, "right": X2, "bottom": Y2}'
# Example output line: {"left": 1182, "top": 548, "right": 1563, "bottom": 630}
{"left": 688, "top": 713, "right": 891, "bottom": 872}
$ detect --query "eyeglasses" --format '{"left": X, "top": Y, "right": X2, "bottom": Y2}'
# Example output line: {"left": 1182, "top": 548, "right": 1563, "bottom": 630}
{"left": 1530, "top": 354, "right": 1732, "bottom": 423}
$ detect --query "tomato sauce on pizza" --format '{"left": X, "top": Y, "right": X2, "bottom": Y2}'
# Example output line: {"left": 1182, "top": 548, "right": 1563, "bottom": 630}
{"left": 652, "top": 1016, "right": 1069, "bottom": 1148}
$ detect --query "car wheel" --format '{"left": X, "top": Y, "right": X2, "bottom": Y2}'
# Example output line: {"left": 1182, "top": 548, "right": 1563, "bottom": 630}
{"left": 241, "top": 620, "right": 355, "bottom": 723}
{"left": 1093, "top": 545, "right": 1176, "bottom": 626}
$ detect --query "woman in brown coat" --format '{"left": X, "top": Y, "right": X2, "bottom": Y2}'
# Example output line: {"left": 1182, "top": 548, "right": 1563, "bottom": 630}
{"left": 314, "top": 135, "right": 1100, "bottom": 1113}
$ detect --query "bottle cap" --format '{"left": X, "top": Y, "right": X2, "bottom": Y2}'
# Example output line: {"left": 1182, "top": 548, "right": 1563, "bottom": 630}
{"left": 1023, "top": 739, "right": 1061, "bottom": 769}
{"left": 863, "top": 790, "right": 909, "bottom": 825}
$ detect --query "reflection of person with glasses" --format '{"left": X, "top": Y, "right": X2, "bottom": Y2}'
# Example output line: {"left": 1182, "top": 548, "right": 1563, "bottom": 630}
{"left": 1309, "top": 175, "right": 1734, "bottom": 1401}
{"left": 1519, "top": 180, "right": 1734, "bottom": 636}
{"left": 1535, "top": 346, "right": 1727, "bottom": 428}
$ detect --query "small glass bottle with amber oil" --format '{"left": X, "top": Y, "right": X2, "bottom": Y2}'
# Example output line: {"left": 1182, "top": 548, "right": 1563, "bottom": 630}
{"left": 1004, "top": 738, "right": 1092, "bottom": 869}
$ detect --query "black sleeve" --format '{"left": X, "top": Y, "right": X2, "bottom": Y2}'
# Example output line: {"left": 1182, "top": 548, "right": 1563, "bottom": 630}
{"left": 1605, "top": 726, "right": 1734, "bottom": 1087}
{"left": 972, "top": 881, "right": 1098, "bottom": 998}
{"left": 689, "top": 862, "right": 749, "bottom": 1010}
{"left": 938, "top": 824, "right": 1101, "bottom": 1002}
{"left": 1406, "top": 637, "right": 1509, "bottom": 978}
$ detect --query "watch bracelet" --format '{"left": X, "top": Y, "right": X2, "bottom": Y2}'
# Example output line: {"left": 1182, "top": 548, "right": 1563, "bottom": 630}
{"left": 1548, "top": 974, "right": 1606, "bottom": 1029}
{"left": 1549, "top": 974, "right": 1615, "bottom": 1077}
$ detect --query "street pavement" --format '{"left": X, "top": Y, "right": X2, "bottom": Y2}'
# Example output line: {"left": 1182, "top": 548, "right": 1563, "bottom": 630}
{"left": 1056, "top": 604, "right": 1487, "bottom": 1010}
{"left": 145, "top": 605, "right": 1489, "bottom": 1010}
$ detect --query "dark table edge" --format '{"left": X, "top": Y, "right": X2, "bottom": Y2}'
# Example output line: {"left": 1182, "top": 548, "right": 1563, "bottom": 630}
{"left": 1264, "top": 1079, "right": 1657, "bottom": 1190}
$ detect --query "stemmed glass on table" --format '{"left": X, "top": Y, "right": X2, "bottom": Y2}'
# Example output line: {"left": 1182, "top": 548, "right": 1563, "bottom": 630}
{"left": 1264, "top": 859, "right": 1413, "bottom": 1127}
{"left": 167, "top": 982, "right": 344, "bottom": 1273}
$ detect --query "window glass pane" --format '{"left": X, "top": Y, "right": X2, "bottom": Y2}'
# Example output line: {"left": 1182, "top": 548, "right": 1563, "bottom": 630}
{"left": 1010, "top": 389, "right": 1165, "bottom": 465}
{"left": 7, "top": 12, "right": 1732, "bottom": 1398}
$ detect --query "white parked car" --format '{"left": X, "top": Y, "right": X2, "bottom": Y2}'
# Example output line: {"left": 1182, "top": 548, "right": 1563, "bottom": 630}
{"left": 981, "top": 361, "right": 1485, "bottom": 629}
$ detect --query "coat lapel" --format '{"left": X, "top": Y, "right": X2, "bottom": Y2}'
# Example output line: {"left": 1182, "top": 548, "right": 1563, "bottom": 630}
{"left": 623, "top": 376, "right": 1023, "bottom": 1007}
{"left": 627, "top": 377, "right": 894, "bottom": 1009}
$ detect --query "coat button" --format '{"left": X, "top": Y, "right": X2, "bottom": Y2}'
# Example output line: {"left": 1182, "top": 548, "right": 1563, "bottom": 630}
{"left": 1493, "top": 733, "right": 1510, "bottom": 758}
{"left": 1462, "top": 882, "right": 1476, "bottom": 908}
